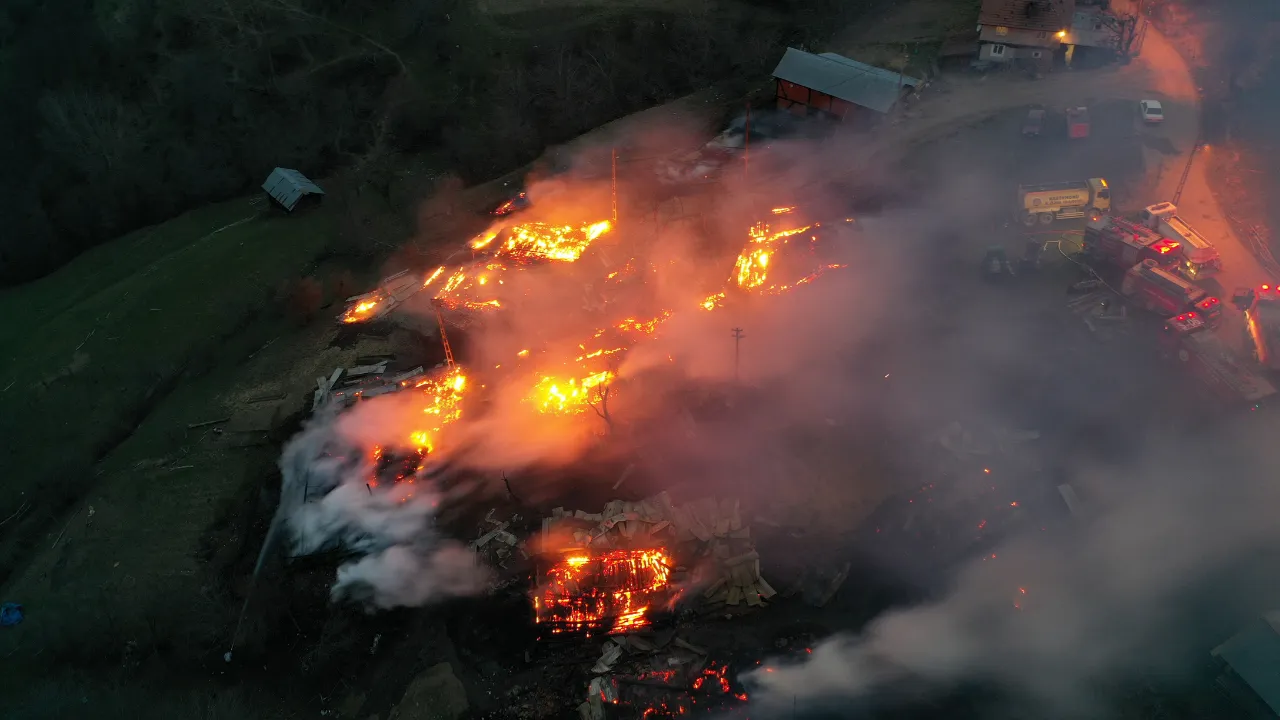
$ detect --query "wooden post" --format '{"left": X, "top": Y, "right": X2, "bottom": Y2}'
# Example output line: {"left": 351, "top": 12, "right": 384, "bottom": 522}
{"left": 611, "top": 147, "right": 618, "bottom": 226}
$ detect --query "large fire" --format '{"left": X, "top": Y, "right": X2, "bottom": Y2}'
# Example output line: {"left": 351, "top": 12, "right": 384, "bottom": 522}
{"left": 408, "top": 366, "right": 469, "bottom": 453}
{"left": 534, "top": 549, "right": 673, "bottom": 636}
{"left": 528, "top": 370, "right": 615, "bottom": 415}
{"left": 471, "top": 220, "right": 612, "bottom": 263}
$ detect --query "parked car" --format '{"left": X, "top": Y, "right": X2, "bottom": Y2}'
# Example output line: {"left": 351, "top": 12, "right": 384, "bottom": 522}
{"left": 1140, "top": 99, "right": 1164, "bottom": 124}
{"left": 1022, "top": 107, "right": 1046, "bottom": 137}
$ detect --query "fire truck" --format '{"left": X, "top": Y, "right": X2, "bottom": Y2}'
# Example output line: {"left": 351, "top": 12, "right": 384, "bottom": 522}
{"left": 1122, "top": 259, "right": 1223, "bottom": 325}
{"left": 1162, "top": 312, "right": 1276, "bottom": 409}
{"left": 1239, "top": 284, "right": 1280, "bottom": 370}
{"left": 1141, "top": 202, "right": 1223, "bottom": 280}
{"left": 1083, "top": 215, "right": 1182, "bottom": 270}
{"left": 1017, "top": 178, "right": 1110, "bottom": 227}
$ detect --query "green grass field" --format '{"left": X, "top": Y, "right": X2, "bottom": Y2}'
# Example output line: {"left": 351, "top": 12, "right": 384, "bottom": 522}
{"left": 0, "top": 197, "right": 333, "bottom": 579}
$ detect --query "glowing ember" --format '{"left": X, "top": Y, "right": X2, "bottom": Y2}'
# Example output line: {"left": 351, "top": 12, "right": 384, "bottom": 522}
{"left": 534, "top": 549, "right": 672, "bottom": 635}
{"left": 700, "top": 292, "right": 726, "bottom": 311}
{"left": 342, "top": 296, "right": 383, "bottom": 323}
{"left": 615, "top": 310, "right": 672, "bottom": 335}
{"left": 421, "top": 265, "right": 447, "bottom": 287}
{"left": 406, "top": 366, "right": 469, "bottom": 454}
{"left": 771, "top": 206, "right": 795, "bottom": 215}
{"left": 432, "top": 263, "right": 507, "bottom": 312}
{"left": 528, "top": 371, "right": 614, "bottom": 414}
{"left": 731, "top": 221, "right": 813, "bottom": 291}
{"left": 491, "top": 220, "right": 612, "bottom": 263}
{"left": 621, "top": 662, "right": 749, "bottom": 718}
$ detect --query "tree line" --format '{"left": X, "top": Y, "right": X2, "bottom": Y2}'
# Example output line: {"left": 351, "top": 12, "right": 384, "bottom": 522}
{"left": 0, "top": 0, "right": 856, "bottom": 285}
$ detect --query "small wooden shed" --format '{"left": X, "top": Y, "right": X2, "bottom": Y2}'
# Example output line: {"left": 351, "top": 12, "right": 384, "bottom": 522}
{"left": 262, "top": 167, "right": 325, "bottom": 212}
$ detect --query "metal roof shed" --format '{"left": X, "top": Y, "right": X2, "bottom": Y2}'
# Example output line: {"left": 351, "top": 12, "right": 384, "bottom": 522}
{"left": 771, "top": 48, "right": 921, "bottom": 116}
{"left": 1212, "top": 615, "right": 1280, "bottom": 717}
{"left": 262, "top": 167, "right": 325, "bottom": 212}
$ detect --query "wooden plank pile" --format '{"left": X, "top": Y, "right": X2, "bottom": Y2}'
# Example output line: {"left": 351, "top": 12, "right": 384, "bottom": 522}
{"left": 310, "top": 359, "right": 437, "bottom": 413}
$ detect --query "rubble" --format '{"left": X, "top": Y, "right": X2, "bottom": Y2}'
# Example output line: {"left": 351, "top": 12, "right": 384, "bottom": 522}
{"left": 576, "top": 634, "right": 747, "bottom": 720}
{"left": 338, "top": 270, "right": 427, "bottom": 325}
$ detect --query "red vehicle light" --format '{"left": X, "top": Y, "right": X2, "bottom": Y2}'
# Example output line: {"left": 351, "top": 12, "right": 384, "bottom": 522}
{"left": 1155, "top": 240, "right": 1177, "bottom": 254}
{"left": 1198, "top": 297, "right": 1220, "bottom": 309}
{"left": 1264, "top": 284, "right": 1273, "bottom": 292}
{"left": 1176, "top": 312, "right": 1195, "bottom": 322}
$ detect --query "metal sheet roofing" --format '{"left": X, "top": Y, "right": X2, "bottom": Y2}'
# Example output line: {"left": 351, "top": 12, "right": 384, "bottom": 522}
{"left": 771, "top": 48, "right": 919, "bottom": 114}
{"left": 1213, "top": 618, "right": 1280, "bottom": 715}
{"left": 979, "top": 0, "right": 1074, "bottom": 33}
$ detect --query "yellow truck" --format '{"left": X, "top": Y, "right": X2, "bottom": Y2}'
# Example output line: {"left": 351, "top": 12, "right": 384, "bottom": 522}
{"left": 1018, "top": 178, "right": 1110, "bottom": 226}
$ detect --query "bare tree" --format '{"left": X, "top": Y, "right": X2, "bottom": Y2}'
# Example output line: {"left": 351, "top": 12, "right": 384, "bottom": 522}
{"left": 586, "top": 381, "right": 615, "bottom": 434}
{"left": 1096, "top": 9, "right": 1143, "bottom": 58}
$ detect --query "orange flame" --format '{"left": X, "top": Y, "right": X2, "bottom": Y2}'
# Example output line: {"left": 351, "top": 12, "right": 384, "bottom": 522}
{"left": 490, "top": 220, "right": 612, "bottom": 263}
{"left": 405, "top": 366, "right": 469, "bottom": 454}
{"left": 534, "top": 549, "right": 672, "bottom": 635}
{"left": 342, "top": 296, "right": 382, "bottom": 323}
{"left": 528, "top": 371, "right": 614, "bottom": 414}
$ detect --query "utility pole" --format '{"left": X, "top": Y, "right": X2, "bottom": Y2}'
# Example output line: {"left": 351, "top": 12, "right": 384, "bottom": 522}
{"left": 743, "top": 103, "right": 751, "bottom": 184}
{"left": 731, "top": 327, "right": 744, "bottom": 381}
{"left": 611, "top": 147, "right": 618, "bottom": 226}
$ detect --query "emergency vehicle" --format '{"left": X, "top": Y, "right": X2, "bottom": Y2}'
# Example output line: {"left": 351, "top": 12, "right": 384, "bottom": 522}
{"left": 1242, "top": 284, "right": 1280, "bottom": 370}
{"left": 1122, "top": 259, "right": 1222, "bottom": 325}
{"left": 1161, "top": 311, "right": 1276, "bottom": 410}
{"left": 1141, "top": 202, "right": 1223, "bottom": 280}
{"left": 1083, "top": 215, "right": 1182, "bottom": 271}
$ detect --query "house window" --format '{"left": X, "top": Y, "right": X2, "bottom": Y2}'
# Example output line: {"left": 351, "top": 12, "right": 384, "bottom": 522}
{"left": 995, "top": 26, "right": 1009, "bottom": 35}
{"left": 1036, "top": 31, "right": 1048, "bottom": 39}
{"left": 1031, "top": 50, "right": 1043, "bottom": 58}
{"left": 991, "top": 44, "right": 1006, "bottom": 57}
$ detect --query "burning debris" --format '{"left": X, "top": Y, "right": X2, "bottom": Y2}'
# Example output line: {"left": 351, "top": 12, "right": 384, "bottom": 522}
{"left": 471, "top": 220, "right": 613, "bottom": 263}
{"left": 339, "top": 270, "right": 425, "bottom": 324}
{"left": 579, "top": 636, "right": 749, "bottom": 720}
{"left": 536, "top": 493, "right": 773, "bottom": 640}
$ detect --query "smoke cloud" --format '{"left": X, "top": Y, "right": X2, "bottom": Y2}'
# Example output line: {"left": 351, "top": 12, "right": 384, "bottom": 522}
{"left": 278, "top": 411, "right": 490, "bottom": 609}
{"left": 744, "top": 422, "right": 1280, "bottom": 717}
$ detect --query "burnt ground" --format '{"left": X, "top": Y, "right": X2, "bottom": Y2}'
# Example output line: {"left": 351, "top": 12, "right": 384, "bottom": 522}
{"left": 189, "top": 101, "right": 1243, "bottom": 720}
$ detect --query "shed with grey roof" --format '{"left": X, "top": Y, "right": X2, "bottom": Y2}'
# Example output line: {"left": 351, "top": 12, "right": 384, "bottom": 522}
{"left": 262, "top": 167, "right": 325, "bottom": 212}
{"left": 771, "top": 48, "right": 920, "bottom": 120}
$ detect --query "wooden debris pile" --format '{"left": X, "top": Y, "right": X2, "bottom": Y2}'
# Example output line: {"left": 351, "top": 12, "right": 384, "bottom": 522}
{"left": 311, "top": 358, "right": 438, "bottom": 412}
{"left": 337, "top": 269, "right": 425, "bottom": 325}
{"left": 543, "top": 493, "right": 775, "bottom": 610}
{"left": 470, "top": 508, "right": 529, "bottom": 590}
{"left": 577, "top": 633, "right": 746, "bottom": 720}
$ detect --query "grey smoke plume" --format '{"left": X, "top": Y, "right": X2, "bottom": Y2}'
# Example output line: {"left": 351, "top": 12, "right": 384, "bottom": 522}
{"left": 278, "top": 409, "right": 490, "bottom": 610}
{"left": 744, "top": 424, "right": 1280, "bottom": 716}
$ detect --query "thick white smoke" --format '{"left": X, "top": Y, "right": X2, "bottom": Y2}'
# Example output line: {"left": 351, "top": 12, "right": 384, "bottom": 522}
{"left": 744, "top": 424, "right": 1280, "bottom": 717}
{"left": 277, "top": 410, "right": 490, "bottom": 610}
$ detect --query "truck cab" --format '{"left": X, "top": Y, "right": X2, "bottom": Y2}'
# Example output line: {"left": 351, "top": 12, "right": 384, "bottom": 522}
{"left": 1122, "top": 259, "right": 1222, "bottom": 325}
{"left": 1162, "top": 312, "right": 1276, "bottom": 411}
{"left": 1084, "top": 215, "right": 1182, "bottom": 270}
{"left": 1141, "top": 202, "right": 1223, "bottom": 281}
{"left": 1018, "top": 177, "right": 1110, "bottom": 227}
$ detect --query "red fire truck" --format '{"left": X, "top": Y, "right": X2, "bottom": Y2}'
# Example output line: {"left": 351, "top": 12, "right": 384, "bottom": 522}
{"left": 1162, "top": 312, "right": 1276, "bottom": 409}
{"left": 1241, "top": 284, "right": 1280, "bottom": 370}
{"left": 1122, "top": 259, "right": 1222, "bottom": 325}
{"left": 1083, "top": 215, "right": 1182, "bottom": 270}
